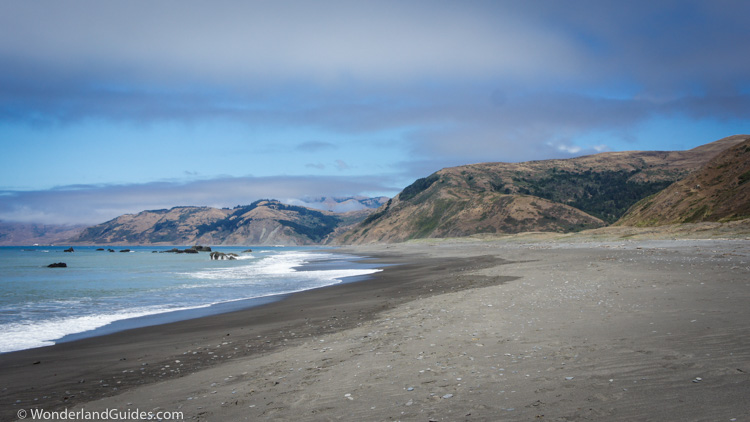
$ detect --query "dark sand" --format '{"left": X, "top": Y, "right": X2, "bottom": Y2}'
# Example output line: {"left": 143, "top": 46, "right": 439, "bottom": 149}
{"left": 0, "top": 253, "right": 511, "bottom": 421}
{"left": 3, "top": 237, "right": 750, "bottom": 421}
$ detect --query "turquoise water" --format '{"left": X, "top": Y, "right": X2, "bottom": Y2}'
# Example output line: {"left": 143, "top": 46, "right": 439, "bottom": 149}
{"left": 0, "top": 246, "right": 380, "bottom": 353}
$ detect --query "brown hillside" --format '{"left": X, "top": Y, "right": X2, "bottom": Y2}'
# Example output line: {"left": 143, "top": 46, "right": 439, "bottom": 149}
{"left": 339, "top": 135, "right": 748, "bottom": 244}
{"left": 617, "top": 137, "right": 750, "bottom": 226}
{"left": 73, "top": 200, "right": 373, "bottom": 245}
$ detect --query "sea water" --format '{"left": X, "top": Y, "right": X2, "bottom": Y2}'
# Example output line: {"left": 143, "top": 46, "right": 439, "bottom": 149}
{"left": 0, "top": 246, "right": 381, "bottom": 353}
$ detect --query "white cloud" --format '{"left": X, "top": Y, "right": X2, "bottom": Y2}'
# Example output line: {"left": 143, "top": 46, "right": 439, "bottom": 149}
{"left": 557, "top": 144, "right": 582, "bottom": 154}
{"left": 0, "top": 175, "right": 400, "bottom": 225}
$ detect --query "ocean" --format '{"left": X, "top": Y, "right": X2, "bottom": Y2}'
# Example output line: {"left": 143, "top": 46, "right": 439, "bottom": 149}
{"left": 0, "top": 246, "right": 381, "bottom": 353}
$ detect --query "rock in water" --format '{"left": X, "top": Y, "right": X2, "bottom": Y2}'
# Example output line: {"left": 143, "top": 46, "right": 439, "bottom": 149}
{"left": 47, "top": 262, "right": 67, "bottom": 268}
{"left": 210, "top": 251, "right": 238, "bottom": 260}
{"left": 63, "top": 247, "right": 74, "bottom": 252}
{"left": 163, "top": 248, "right": 199, "bottom": 254}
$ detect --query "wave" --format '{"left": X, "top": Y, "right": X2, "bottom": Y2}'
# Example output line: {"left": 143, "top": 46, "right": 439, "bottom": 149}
{"left": 0, "top": 250, "right": 381, "bottom": 354}
{"left": 0, "top": 307, "right": 182, "bottom": 353}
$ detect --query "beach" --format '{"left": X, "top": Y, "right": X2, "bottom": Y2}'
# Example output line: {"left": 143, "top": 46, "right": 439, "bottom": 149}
{"left": 2, "top": 237, "right": 750, "bottom": 421}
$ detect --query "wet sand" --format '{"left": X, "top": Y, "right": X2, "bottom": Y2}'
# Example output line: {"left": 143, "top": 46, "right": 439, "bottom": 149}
{"left": 3, "top": 238, "right": 750, "bottom": 421}
{"left": 0, "top": 251, "right": 511, "bottom": 421}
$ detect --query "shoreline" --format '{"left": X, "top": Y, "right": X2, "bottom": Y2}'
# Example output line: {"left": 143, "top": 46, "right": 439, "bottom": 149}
{"left": 0, "top": 249, "right": 511, "bottom": 421}
{"left": 0, "top": 247, "right": 380, "bottom": 353}
{"left": 2, "top": 237, "right": 749, "bottom": 421}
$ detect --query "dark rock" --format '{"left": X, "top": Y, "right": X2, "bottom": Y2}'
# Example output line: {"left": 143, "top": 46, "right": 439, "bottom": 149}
{"left": 119, "top": 249, "right": 131, "bottom": 253}
{"left": 47, "top": 262, "right": 67, "bottom": 268}
{"left": 242, "top": 249, "right": 253, "bottom": 253}
{"left": 193, "top": 245, "right": 212, "bottom": 252}
{"left": 163, "top": 248, "right": 199, "bottom": 254}
{"left": 96, "top": 248, "right": 104, "bottom": 251}
{"left": 210, "top": 251, "right": 238, "bottom": 260}
{"left": 63, "top": 247, "right": 74, "bottom": 253}
{"left": 108, "top": 249, "right": 115, "bottom": 252}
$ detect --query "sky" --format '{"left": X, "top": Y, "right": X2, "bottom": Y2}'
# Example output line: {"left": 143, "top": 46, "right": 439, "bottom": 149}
{"left": 1, "top": 0, "right": 749, "bottom": 225}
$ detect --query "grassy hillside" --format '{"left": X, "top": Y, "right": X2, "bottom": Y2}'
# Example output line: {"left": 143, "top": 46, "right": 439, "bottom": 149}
{"left": 339, "top": 135, "right": 748, "bottom": 244}
{"left": 617, "top": 138, "right": 750, "bottom": 226}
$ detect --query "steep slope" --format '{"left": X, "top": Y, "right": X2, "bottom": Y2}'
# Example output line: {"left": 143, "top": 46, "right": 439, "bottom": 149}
{"left": 74, "top": 200, "right": 370, "bottom": 245}
{"left": 340, "top": 135, "right": 747, "bottom": 244}
{"left": 617, "top": 138, "right": 750, "bottom": 226}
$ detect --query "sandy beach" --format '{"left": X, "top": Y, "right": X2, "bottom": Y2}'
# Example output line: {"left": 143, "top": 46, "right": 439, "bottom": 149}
{"left": 2, "top": 236, "right": 750, "bottom": 421}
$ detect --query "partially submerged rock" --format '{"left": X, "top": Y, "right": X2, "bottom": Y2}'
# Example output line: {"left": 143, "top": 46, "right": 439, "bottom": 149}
{"left": 163, "top": 248, "right": 198, "bottom": 254}
{"left": 210, "top": 251, "right": 238, "bottom": 260}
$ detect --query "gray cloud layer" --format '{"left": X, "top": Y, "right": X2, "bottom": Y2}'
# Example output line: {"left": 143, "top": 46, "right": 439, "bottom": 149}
{"left": 1, "top": 0, "right": 748, "bottom": 224}
{"left": 2, "top": 1, "right": 748, "bottom": 137}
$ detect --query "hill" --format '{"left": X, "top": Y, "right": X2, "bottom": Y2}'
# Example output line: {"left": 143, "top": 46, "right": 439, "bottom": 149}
{"left": 0, "top": 222, "right": 87, "bottom": 246}
{"left": 338, "top": 135, "right": 748, "bottom": 244}
{"left": 617, "top": 137, "right": 750, "bottom": 226}
{"left": 73, "top": 199, "right": 372, "bottom": 245}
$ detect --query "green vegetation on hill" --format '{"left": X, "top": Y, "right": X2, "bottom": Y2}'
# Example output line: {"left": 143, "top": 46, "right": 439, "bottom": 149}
{"left": 399, "top": 174, "right": 440, "bottom": 202}
{"left": 361, "top": 199, "right": 392, "bottom": 225}
{"left": 273, "top": 202, "right": 341, "bottom": 242}
{"left": 342, "top": 135, "right": 750, "bottom": 244}
{"left": 509, "top": 169, "right": 675, "bottom": 223}
{"left": 617, "top": 138, "right": 750, "bottom": 226}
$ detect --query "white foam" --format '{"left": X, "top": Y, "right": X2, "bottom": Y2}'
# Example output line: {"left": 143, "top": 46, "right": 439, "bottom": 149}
{"left": 185, "top": 251, "right": 328, "bottom": 280}
{"left": 0, "top": 250, "right": 381, "bottom": 354}
{"left": 181, "top": 252, "right": 380, "bottom": 290}
{"left": 0, "top": 308, "right": 165, "bottom": 353}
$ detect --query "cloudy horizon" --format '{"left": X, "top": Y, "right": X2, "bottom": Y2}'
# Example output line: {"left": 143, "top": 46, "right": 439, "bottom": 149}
{"left": 2, "top": 0, "right": 749, "bottom": 225}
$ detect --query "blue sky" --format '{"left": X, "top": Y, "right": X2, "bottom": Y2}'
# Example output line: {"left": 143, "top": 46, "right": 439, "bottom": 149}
{"left": 1, "top": 0, "right": 749, "bottom": 224}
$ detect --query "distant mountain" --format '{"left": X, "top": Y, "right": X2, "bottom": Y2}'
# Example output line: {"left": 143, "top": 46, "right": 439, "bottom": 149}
{"left": 338, "top": 135, "right": 748, "bottom": 244}
{"left": 0, "top": 222, "right": 87, "bottom": 246}
{"left": 291, "top": 196, "right": 391, "bottom": 213}
{"left": 617, "top": 137, "right": 750, "bottom": 226}
{"left": 73, "top": 199, "right": 374, "bottom": 245}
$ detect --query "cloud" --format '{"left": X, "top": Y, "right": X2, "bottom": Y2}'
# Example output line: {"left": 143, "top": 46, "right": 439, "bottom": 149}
{"left": 296, "top": 141, "right": 336, "bottom": 152}
{"left": 0, "top": 1, "right": 581, "bottom": 83}
{"left": 1, "top": 0, "right": 749, "bottom": 227}
{"left": 335, "top": 160, "right": 351, "bottom": 171}
{"left": 0, "top": 176, "right": 400, "bottom": 225}
{"left": 1, "top": 1, "right": 747, "bottom": 138}
{"left": 0, "top": 1, "right": 580, "bottom": 128}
